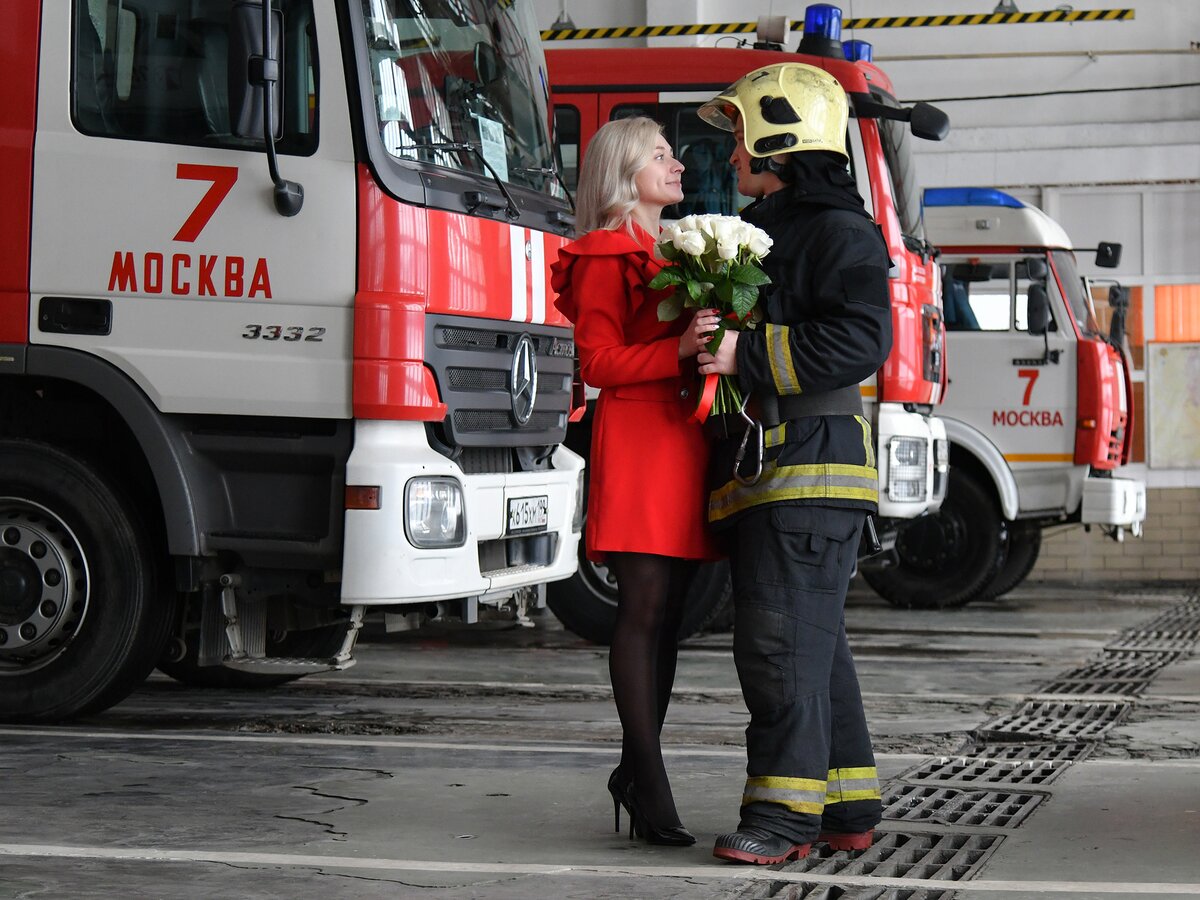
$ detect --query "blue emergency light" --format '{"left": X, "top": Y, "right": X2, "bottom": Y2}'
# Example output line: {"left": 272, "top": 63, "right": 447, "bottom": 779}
{"left": 842, "top": 39, "right": 873, "bottom": 62}
{"left": 924, "top": 187, "right": 1025, "bottom": 209}
{"left": 804, "top": 4, "right": 843, "bottom": 39}
{"left": 799, "top": 4, "right": 846, "bottom": 57}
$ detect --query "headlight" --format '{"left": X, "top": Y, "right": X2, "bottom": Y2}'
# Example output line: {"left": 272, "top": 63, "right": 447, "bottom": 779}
{"left": 404, "top": 477, "right": 466, "bottom": 548}
{"left": 572, "top": 469, "right": 585, "bottom": 532}
{"left": 888, "top": 437, "right": 928, "bottom": 502}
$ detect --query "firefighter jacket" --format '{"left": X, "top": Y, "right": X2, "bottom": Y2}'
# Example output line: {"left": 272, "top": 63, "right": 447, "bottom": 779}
{"left": 708, "top": 184, "right": 893, "bottom": 526}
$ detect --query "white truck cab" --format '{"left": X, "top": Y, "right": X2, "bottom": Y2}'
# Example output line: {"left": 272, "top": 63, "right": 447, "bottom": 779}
{"left": 863, "top": 187, "right": 1146, "bottom": 608}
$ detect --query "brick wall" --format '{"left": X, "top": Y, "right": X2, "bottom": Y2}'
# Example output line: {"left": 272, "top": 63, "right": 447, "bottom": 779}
{"left": 1028, "top": 487, "right": 1200, "bottom": 584}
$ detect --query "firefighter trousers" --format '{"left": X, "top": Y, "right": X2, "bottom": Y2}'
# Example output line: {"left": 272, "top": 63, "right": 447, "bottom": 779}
{"left": 727, "top": 504, "right": 882, "bottom": 844}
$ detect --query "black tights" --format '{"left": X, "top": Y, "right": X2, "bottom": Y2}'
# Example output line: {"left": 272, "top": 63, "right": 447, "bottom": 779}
{"left": 607, "top": 552, "right": 696, "bottom": 826}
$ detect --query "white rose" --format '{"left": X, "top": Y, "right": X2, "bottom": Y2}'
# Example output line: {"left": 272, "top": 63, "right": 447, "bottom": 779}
{"left": 697, "top": 215, "right": 720, "bottom": 238}
{"left": 748, "top": 228, "right": 774, "bottom": 258}
{"left": 676, "top": 215, "right": 700, "bottom": 234}
{"left": 709, "top": 217, "right": 739, "bottom": 245}
{"left": 678, "top": 230, "right": 707, "bottom": 256}
{"left": 716, "top": 240, "right": 740, "bottom": 261}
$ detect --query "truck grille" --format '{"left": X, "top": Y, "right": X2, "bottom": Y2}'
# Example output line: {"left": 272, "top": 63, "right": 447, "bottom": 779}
{"left": 425, "top": 315, "right": 574, "bottom": 449}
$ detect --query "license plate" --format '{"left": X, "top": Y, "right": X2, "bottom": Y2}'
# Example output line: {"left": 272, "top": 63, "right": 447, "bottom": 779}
{"left": 507, "top": 495, "right": 549, "bottom": 535}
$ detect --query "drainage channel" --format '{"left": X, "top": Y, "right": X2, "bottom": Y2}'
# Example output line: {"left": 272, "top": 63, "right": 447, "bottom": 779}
{"left": 747, "top": 591, "right": 1200, "bottom": 900}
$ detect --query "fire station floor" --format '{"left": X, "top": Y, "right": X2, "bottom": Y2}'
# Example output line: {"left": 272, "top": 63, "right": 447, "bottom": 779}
{"left": 1, "top": 580, "right": 1198, "bottom": 899}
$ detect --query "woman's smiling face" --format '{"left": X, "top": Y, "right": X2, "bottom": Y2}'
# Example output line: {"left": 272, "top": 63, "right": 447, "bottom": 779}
{"left": 634, "top": 135, "right": 685, "bottom": 208}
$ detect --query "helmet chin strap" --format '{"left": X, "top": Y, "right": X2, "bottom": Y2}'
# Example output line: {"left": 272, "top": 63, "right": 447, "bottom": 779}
{"left": 749, "top": 154, "right": 794, "bottom": 183}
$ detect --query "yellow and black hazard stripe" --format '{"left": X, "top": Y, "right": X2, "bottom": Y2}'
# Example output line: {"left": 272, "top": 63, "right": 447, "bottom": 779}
{"left": 541, "top": 8, "right": 1133, "bottom": 41}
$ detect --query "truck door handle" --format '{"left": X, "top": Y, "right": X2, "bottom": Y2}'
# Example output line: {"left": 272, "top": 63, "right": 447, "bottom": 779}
{"left": 38, "top": 297, "right": 112, "bottom": 336}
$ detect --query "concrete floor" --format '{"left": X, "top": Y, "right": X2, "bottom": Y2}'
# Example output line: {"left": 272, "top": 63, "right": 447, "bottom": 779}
{"left": 0, "top": 580, "right": 1198, "bottom": 898}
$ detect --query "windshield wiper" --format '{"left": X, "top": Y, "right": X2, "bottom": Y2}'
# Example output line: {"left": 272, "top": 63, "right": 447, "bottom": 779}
{"left": 421, "top": 140, "right": 520, "bottom": 221}
{"left": 514, "top": 165, "right": 575, "bottom": 213}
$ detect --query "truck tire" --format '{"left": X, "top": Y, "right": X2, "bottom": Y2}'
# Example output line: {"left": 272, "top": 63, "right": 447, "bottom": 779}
{"left": 547, "top": 514, "right": 729, "bottom": 645}
{"left": 978, "top": 520, "right": 1042, "bottom": 601}
{"left": 158, "top": 620, "right": 354, "bottom": 689}
{"left": 0, "top": 440, "right": 172, "bottom": 721}
{"left": 861, "top": 469, "right": 1005, "bottom": 609}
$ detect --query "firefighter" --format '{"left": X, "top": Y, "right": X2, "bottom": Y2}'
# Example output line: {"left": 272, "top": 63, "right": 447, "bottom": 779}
{"left": 695, "top": 62, "right": 890, "bottom": 864}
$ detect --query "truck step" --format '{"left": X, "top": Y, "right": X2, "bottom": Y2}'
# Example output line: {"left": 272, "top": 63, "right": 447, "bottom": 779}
{"left": 222, "top": 656, "right": 357, "bottom": 675}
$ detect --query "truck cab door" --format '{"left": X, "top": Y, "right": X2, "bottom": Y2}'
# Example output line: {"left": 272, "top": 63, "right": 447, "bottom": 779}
{"left": 940, "top": 255, "right": 1077, "bottom": 512}
{"left": 30, "top": 1, "right": 356, "bottom": 418}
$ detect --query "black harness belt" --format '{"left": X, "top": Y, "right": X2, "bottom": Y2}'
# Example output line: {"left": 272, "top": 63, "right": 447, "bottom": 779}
{"left": 758, "top": 384, "right": 864, "bottom": 426}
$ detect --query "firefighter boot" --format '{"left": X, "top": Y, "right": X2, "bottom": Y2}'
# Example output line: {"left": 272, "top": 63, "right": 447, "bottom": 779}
{"left": 713, "top": 827, "right": 812, "bottom": 865}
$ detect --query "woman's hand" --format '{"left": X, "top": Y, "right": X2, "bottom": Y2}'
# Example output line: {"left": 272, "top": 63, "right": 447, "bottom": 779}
{"left": 679, "top": 308, "right": 722, "bottom": 359}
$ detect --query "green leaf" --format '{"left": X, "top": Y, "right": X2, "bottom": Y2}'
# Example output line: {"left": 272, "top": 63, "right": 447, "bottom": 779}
{"left": 658, "top": 242, "right": 680, "bottom": 262}
{"left": 685, "top": 279, "right": 706, "bottom": 302}
{"left": 732, "top": 283, "right": 759, "bottom": 319}
{"left": 647, "top": 267, "right": 685, "bottom": 290}
{"left": 714, "top": 280, "right": 734, "bottom": 305}
{"left": 705, "top": 322, "right": 726, "bottom": 354}
{"left": 657, "top": 295, "right": 684, "bottom": 322}
{"left": 730, "top": 263, "right": 772, "bottom": 286}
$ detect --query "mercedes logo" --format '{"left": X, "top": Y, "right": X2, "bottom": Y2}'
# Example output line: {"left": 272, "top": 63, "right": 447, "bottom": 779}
{"left": 510, "top": 334, "right": 538, "bottom": 426}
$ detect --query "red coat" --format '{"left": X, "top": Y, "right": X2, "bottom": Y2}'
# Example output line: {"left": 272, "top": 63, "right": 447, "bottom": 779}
{"left": 551, "top": 225, "right": 721, "bottom": 563}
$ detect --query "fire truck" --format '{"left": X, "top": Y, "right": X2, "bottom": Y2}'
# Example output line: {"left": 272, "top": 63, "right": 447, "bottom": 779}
{"left": 543, "top": 4, "right": 951, "bottom": 643}
{"left": 0, "top": 1, "right": 584, "bottom": 721}
{"left": 861, "top": 187, "right": 1146, "bottom": 608}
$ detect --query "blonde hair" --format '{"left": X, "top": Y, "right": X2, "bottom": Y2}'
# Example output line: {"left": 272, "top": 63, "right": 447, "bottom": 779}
{"left": 574, "top": 116, "right": 664, "bottom": 234}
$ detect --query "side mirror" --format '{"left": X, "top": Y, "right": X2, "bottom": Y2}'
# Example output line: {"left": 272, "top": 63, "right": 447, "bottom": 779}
{"left": 1023, "top": 257, "right": 1049, "bottom": 280}
{"left": 1095, "top": 241, "right": 1122, "bottom": 268}
{"left": 909, "top": 102, "right": 950, "bottom": 142}
{"left": 229, "top": 1, "right": 284, "bottom": 140}
{"left": 1027, "top": 283, "right": 1051, "bottom": 336}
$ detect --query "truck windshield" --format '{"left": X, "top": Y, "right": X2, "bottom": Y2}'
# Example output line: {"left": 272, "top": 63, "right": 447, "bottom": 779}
{"left": 359, "top": 0, "right": 562, "bottom": 197}
{"left": 1051, "top": 249, "right": 1103, "bottom": 339}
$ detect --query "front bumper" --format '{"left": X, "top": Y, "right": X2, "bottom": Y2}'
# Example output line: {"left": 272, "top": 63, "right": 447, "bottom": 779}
{"left": 1081, "top": 475, "right": 1146, "bottom": 536}
{"left": 340, "top": 420, "right": 584, "bottom": 605}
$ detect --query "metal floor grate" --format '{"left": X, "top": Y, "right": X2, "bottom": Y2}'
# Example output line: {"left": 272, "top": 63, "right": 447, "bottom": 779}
{"left": 791, "top": 831, "right": 1002, "bottom": 881}
{"left": 898, "top": 744, "right": 1084, "bottom": 787}
{"left": 794, "top": 886, "right": 956, "bottom": 900}
{"left": 1138, "top": 599, "right": 1200, "bottom": 631}
{"left": 1034, "top": 675, "right": 1152, "bottom": 696}
{"left": 1105, "top": 630, "right": 1199, "bottom": 653}
{"left": 1100, "top": 648, "right": 1186, "bottom": 664}
{"left": 977, "top": 701, "right": 1129, "bottom": 741}
{"left": 883, "top": 784, "right": 1044, "bottom": 828}
{"left": 1054, "top": 656, "right": 1170, "bottom": 680}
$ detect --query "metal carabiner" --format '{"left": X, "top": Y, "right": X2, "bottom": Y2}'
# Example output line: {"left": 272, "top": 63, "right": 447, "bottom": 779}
{"left": 733, "top": 395, "right": 763, "bottom": 486}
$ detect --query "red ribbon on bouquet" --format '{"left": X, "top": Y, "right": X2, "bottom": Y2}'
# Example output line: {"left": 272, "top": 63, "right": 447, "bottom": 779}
{"left": 688, "top": 373, "right": 720, "bottom": 423}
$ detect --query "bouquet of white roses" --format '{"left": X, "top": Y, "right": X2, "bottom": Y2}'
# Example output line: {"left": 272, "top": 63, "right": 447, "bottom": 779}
{"left": 649, "top": 214, "right": 773, "bottom": 418}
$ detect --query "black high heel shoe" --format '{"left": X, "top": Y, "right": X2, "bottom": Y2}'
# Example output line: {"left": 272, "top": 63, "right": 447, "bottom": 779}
{"left": 607, "top": 766, "right": 633, "bottom": 833}
{"left": 625, "top": 781, "right": 696, "bottom": 847}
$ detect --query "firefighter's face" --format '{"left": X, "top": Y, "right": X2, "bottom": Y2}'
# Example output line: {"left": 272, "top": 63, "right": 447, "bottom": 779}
{"left": 731, "top": 123, "right": 783, "bottom": 200}
{"left": 634, "top": 135, "right": 685, "bottom": 208}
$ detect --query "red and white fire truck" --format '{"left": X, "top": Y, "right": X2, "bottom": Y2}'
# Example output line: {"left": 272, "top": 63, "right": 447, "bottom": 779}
{"left": 0, "top": 1, "right": 584, "bottom": 720}
{"left": 862, "top": 187, "right": 1146, "bottom": 608}
{"left": 543, "top": 5, "right": 951, "bottom": 642}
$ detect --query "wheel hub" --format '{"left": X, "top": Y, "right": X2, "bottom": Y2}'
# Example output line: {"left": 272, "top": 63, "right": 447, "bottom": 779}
{"left": 0, "top": 499, "right": 89, "bottom": 667}
{"left": 895, "top": 509, "right": 967, "bottom": 570}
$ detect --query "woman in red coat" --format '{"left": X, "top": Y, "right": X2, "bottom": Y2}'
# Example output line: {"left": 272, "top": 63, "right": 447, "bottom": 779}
{"left": 551, "top": 117, "right": 721, "bottom": 846}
